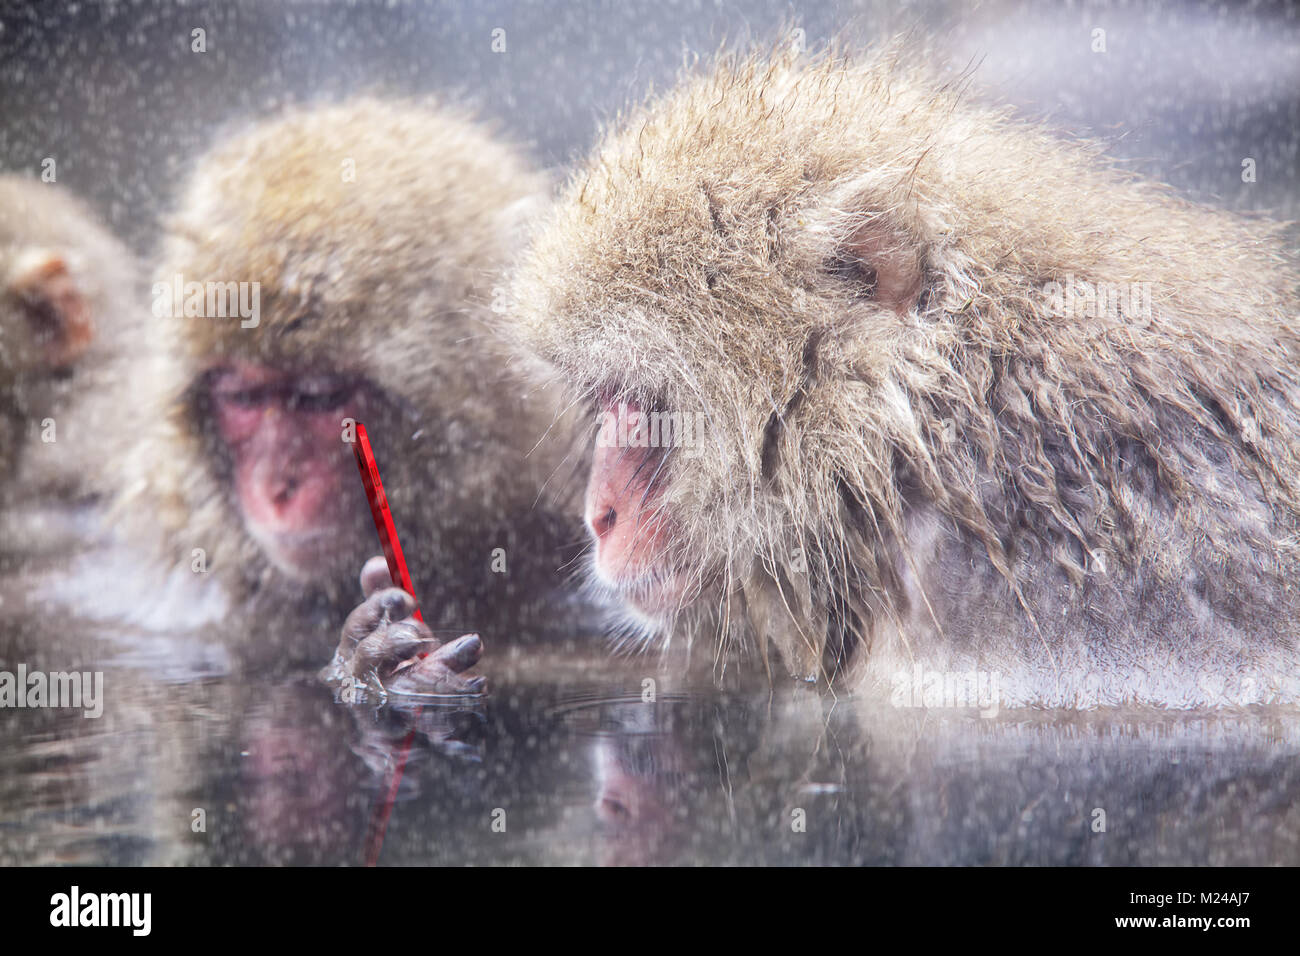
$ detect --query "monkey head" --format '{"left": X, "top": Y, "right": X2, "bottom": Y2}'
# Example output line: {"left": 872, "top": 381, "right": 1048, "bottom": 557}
{"left": 1, "top": 175, "right": 141, "bottom": 499}
{"left": 0, "top": 176, "right": 130, "bottom": 393}
{"left": 136, "top": 99, "right": 553, "bottom": 606}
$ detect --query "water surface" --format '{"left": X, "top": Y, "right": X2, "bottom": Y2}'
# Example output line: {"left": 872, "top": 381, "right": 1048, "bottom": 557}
{"left": 3, "top": 613, "right": 1298, "bottom": 866}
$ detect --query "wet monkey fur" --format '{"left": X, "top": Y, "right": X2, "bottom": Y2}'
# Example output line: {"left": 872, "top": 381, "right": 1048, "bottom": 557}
{"left": 122, "top": 100, "right": 579, "bottom": 687}
{"left": 505, "top": 45, "right": 1300, "bottom": 707}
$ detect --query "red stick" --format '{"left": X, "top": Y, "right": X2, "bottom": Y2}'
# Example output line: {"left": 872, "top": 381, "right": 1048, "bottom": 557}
{"left": 351, "top": 422, "right": 424, "bottom": 623}
{"left": 352, "top": 420, "right": 420, "bottom": 866}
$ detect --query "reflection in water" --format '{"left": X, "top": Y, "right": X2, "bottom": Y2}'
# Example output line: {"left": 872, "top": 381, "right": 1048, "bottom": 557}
{"left": 584, "top": 698, "right": 695, "bottom": 866}
{"left": 2, "top": 626, "right": 1300, "bottom": 866}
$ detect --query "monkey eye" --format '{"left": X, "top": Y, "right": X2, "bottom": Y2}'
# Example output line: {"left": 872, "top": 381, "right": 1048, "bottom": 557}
{"left": 209, "top": 378, "right": 275, "bottom": 408}
{"left": 215, "top": 388, "right": 268, "bottom": 408}
{"left": 208, "top": 367, "right": 275, "bottom": 408}
{"left": 289, "top": 376, "right": 358, "bottom": 413}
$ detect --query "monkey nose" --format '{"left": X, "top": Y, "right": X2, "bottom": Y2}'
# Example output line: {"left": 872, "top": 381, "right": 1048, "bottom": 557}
{"left": 589, "top": 506, "right": 617, "bottom": 540}
{"left": 270, "top": 475, "right": 300, "bottom": 508}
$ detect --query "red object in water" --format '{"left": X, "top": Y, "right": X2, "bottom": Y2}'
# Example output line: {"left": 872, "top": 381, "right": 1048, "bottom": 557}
{"left": 352, "top": 420, "right": 420, "bottom": 866}
{"left": 351, "top": 422, "right": 424, "bottom": 623}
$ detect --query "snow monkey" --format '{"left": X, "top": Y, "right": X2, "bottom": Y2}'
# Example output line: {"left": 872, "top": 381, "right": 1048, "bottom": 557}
{"left": 0, "top": 175, "right": 141, "bottom": 554}
{"left": 501, "top": 47, "right": 1300, "bottom": 707}
{"left": 124, "top": 100, "right": 578, "bottom": 689}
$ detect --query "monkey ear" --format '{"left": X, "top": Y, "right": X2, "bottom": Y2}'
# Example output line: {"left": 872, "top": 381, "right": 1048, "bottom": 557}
{"left": 6, "top": 249, "right": 95, "bottom": 368}
{"left": 833, "top": 218, "right": 923, "bottom": 316}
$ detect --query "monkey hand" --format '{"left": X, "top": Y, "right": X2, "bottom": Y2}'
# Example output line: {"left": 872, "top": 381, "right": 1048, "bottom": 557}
{"left": 335, "top": 556, "right": 487, "bottom": 698}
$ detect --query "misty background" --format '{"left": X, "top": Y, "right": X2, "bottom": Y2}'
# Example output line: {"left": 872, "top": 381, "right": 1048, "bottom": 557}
{"left": 0, "top": 0, "right": 1297, "bottom": 260}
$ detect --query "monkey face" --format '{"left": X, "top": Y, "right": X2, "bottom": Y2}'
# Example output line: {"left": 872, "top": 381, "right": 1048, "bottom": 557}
{"left": 506, "top": 54, "right": 950, "bottom": 651}
{"left": 584, "top": 399, "right": 689, "bottom": 619}
{"left": 575, "top": 376, "right": 800, "bottom": 636}
{"left": 203, "top": 361, "right": 378, "bottom": 582}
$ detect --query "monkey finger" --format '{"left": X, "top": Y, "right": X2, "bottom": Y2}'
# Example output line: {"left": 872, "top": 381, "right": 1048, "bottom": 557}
{"left": 350, "top": 623, "right": 438, "bottom": 681}
{"left": 387, "top": 654, "right": 487, "bottom": 697}
{"left": 349, "top": 631, "right": 393, "bottom": 679}
{"left": 359, "top": 555, "right": 394, "bottom": 598}
{"left": 426, "top": 633, "right": 483, "bottom": 673}
{"left": 377, "top": 619, "right": 438, "bottom": 666}
{"left": 341, "top": 586, "right": 419, "bottom": 645}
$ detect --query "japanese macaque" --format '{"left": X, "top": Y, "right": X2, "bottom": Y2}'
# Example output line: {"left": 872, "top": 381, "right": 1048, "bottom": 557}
{"left": 0, "top": 175, "right": 139, "bottom": 556}
{"left": 504, "top": 47, "right": 1300, "bottom": 707}
{"left": 122, "top": 99, "right": 578, "bottom": 684}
